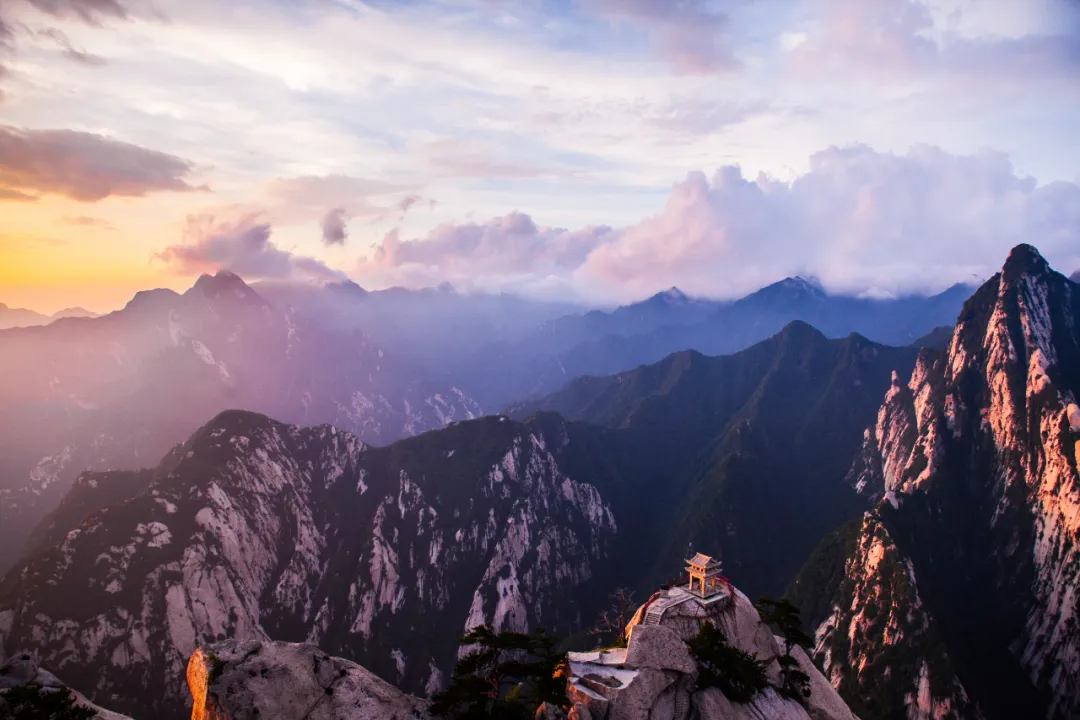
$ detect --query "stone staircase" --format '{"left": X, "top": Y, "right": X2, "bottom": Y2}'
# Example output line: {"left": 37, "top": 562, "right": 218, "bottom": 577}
{"left": 643, "top": 605, "right": 665, "bottom": 626}
{"left": 672, "top": 687, "right": 690, "bottom": 720}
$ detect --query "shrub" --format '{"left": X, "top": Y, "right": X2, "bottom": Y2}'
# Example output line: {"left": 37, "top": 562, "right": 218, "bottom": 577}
{"left": 687, "top": 622, "right": 769, "bottom": 704}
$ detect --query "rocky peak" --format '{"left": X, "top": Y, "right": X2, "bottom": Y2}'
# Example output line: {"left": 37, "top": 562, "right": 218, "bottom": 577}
{"left": 0, "top": 411, "right": 614, "bottom": 718}
{"left": 566, "top": 582, "right": 857, "bottom": 720}
{"left": 816, "top": 244, "right": 1080, "bottom": 719}
{"left": 187, "top": 640, "right": 429, "bottom": 720}
{"left": 1000, "top": 243, "right": 1052, "bottom": 283}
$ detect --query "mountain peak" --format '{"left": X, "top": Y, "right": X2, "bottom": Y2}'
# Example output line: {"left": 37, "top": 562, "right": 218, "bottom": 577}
{"left": 326, "top": 279, "right": 368, "bottom": 297}
{"left": 1069, "top": 270, "right": 1080, "bottom": 284}
{"left": 650, "top": 286, "right": 689, "bottom": 304}
{"left": 189, "top": 270, "right": 256, "bottom": 300}
{"left": 1002, "top": 243, "right": 1051, "bottom": 280}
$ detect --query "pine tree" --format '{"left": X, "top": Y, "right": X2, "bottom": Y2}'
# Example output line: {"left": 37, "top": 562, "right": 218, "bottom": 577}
{"left": 431, "top": 625, "right": 569, "bottom": 719}
{"left": 687, "top": 621, "right": 769, "bottom": 703}
{"left": 757, "top": 596, "right": 813, "bottom": 703}
{"left": 0, "top": 685, "right": 97, "bottom": 720}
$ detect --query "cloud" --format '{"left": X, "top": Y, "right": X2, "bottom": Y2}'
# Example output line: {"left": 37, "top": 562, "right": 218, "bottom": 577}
{"left": 35, "top": 27, "right": 106, "bottom": 65}
{"left": 263, "top": 174, "right": 415, "bottom": 227}
{"left": 156, "top": 211, "right": 346, "bottom": 283}
{"left": 0, "top": 187, "right": 37, "bottom": 201}
{"left": 24, "top": 0, "right": 129, "bottom": 23}
{"left": 62, "top": 214, "right": 115, "bottom": 230}
{"left": 359, "top": 144, "right": 1080, "bottom": 302}
{"left": 320, "top": 207, "right": 348, "bottom": 246}
{"left": 359, "top": 211, "right": 616, "bottom": 293}
{"left": 789, "top": 0, "right": 1080, "bottom": 86}
{"left": 0, "top": 126, "right": 203, "bottom": 202}
{"left": 422, "top": 137, "right": 558, "bottom": 180}
{"left": 0, "top": 0, "right": 129, "bottom": 89}
{"left": 581, "top": 0, "right": 739, "bottom": 73}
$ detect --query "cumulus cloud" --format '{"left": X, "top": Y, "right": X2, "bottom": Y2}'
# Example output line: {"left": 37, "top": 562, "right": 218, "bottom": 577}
{"left": 582, "top": 0, "right": 738, "bottom": 73}
{"left": 359, "top": 144, "right": 1080, "bottom": 302}
{"left": 359, "top": 211, "right": 616, "bottom": 294}
{"left": 156, "top": 211, "right": 346, "bottom": 283}
{"left": 0, "top": 126, "right": 202, "bottom": 202}
{"left": 320, "top": 207, "right": 348, "bottom": 245}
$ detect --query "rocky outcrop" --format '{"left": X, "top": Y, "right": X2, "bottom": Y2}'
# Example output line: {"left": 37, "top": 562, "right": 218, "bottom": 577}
{"left": 811, "top": 514, "right": 979, "bottom": 720}
{"left": 813, "top": 245, "right": 1080, "bottom": 720}
{"left": 0, "top": 650, "right": 134, "bottom": 720}
{"left": 569, "top": 585, "right": 858, "bottom": 720}
{"left": 0, "top": 411, "right": 615, "bottom": 718}
{"left": 186, "top": 639, "right": 429, "bottom": 720}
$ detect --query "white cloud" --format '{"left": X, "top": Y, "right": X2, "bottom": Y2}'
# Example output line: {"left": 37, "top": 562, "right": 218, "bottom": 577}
{"left": 359, "top": 144, "right": 1080, "bottom": 302}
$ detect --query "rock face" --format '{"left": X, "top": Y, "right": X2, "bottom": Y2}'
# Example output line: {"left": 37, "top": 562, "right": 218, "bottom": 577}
{"left": 0, "top": 270, "right": 480, "bottom": 574}
{"left": 186, "top": 639, "right": 429, "bottom": 720}
{"left": 0, "top": 650, "right": 134, "bottom": 720}
{"left": 568, "top": 585, "right": 858, "bottom": 720}
{"left": 0, "top": 411, "right": 615, "bottom": 719}
{"left": 806, "top": 245, "right": 1080, "bottom": 720}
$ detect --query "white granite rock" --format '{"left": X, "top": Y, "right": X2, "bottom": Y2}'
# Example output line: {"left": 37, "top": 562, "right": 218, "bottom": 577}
{"left": 187, "top": 639, "right": 430, "bottom": 720}
{"left": 625, "top": 625, "right": 697, "bottom": 675}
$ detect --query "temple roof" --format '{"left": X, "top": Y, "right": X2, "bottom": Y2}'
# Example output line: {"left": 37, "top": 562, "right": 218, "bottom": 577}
{"left": 686, "top": 553, "right": 721, "bottom": 569}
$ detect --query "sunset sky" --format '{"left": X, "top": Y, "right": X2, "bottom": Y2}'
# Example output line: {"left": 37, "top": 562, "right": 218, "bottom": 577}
{"left": 1, "top": 0, "right": 1079, "bottom": 313}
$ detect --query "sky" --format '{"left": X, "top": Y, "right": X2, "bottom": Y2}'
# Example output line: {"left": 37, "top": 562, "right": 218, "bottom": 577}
{"left": 0, "top": 0, "right": 1079, "bottom": 313}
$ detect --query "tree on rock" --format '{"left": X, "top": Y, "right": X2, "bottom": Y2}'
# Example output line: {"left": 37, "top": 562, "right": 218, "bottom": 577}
{"left": 431, "top": 625, "right": 570, "bottom": 719}
{"left": 687, "top": 621, "right": 769, "bottom": 704}
{"left": 591, "top": 587, "right": 636, "bottom": 648}
{"left": 757, "top": 596, "right": 813, "bottom": 704}
{"left": 0, "top": 685, "right": 97, "bottom": 720}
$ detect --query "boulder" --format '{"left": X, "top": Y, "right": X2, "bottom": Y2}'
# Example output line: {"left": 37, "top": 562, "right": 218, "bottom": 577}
{"left": 625, "top": 625, "right": 697, "bottom": 675}
{"left": 0, "top": 650, "right": 134, "bottom": 720}
{"left": 607, "top": 668, "right": 678, "bottom": 720}
{"left": 187, "top": 639, "right": 430, "bottom": 720}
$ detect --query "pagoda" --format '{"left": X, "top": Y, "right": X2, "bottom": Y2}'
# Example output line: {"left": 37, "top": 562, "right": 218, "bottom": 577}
{"left": 685, "top": 552, "right": 725, "bottom": 598}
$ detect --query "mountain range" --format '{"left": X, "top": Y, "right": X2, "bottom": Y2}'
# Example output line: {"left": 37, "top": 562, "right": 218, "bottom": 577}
{"left": 0, "top": 302, "right": 97, "bottom": 330}
{"left": 449, "top": 277, "right": 973, "bottom": 409}
{"left": 1, "top": 248, "right": 1075, "bottom": 720}
{"left": 0, "top": 321, "right": 917, "bottom": 717}
{"left": 0, "top": 271, "right": 479, "bottom": 573}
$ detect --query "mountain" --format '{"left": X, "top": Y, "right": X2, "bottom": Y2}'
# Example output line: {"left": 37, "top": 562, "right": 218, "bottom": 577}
{"left": 1070, "top": 270, "right": 1080, "bottom": 283}
{"left": 0, "top": 410, "right": 614, "bottom": 718}
{"left": 910, "top": 325, "right": 954, "bottom": 349}
{"left": 451, "top": 278, "right": 973, "bottom": 409}
{"left": 512, "top": 321, "right": 919, "bottom": 599}
{"left": 793, "top": 245, "right": 1080, "bottom": 719}
{"left": 253, "top": 279, "right": 584, "bottom": 367}
{"left": 0, "top": 271, "right": 480, "bottom": 574}
{"left": 0, "top": 302, "right": 98, "bottom": 330}
{"left": 0, "top": 320, "right": 919, "bottom": 718}
{"left": 0, "top": 302, "right": 50, "bottom": 330}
